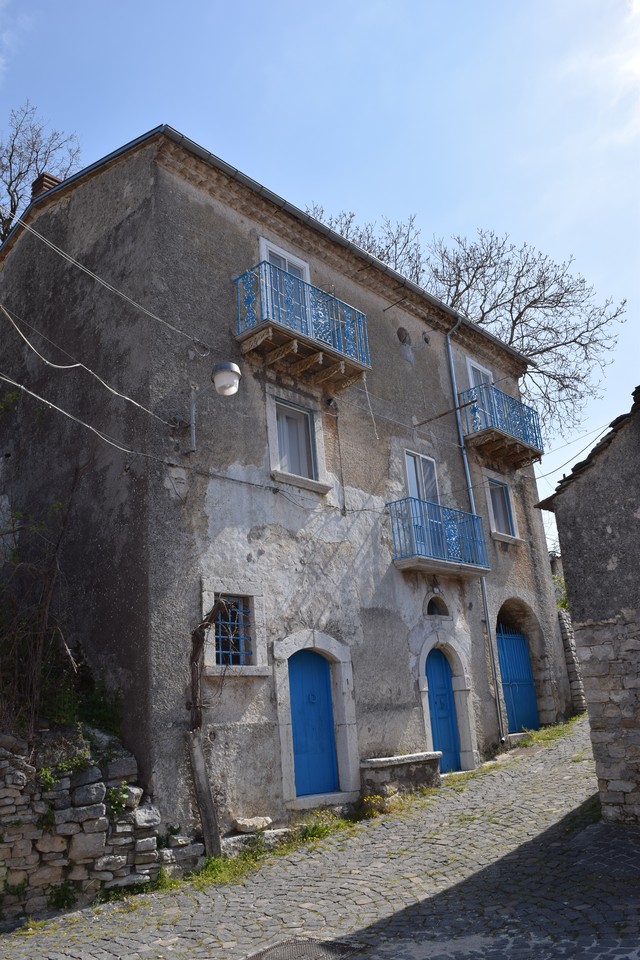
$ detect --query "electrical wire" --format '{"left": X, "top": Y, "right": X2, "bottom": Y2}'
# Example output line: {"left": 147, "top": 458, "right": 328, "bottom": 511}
{"left": 0, "top": 204, "right": 213, "bottom": 354}
{"left": 361, "top": 373, "right": 379, "bottom": 440}
{"left": 0, "top": 373, "right": 177, "bottom": 467}
{"left": 533, "top": 425, "right": 611, "bottom": 480}
{"left": 1, "top": 303, "right": 175, "bottom": 427}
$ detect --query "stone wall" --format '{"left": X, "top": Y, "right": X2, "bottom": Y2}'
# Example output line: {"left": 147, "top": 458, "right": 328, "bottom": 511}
{"left": 558, "top": 609, "right": 586, "bottom": 714}
{"left": 0, "top": 736, "right": 204, "bottom": 921}
{"left": 575, "top": 610, "right": 640, "bottom": 823}
{"left": 360, "top": 752, "right": 441, "bottom": 796}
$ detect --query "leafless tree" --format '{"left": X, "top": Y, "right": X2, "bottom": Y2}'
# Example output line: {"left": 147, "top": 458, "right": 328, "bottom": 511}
{"left": 0, "top": 100, "right": 80, "bottom": 243}
{"left": 308, "top": 207, "right": 625, "bottom": 435}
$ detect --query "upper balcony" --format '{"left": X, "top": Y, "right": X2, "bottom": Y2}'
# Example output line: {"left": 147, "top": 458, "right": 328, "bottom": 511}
{"left": 388, "top": 497, "right": 490, "bottom": 578}
{"left": 458, "top": 383, "right": 544, "bottom": 468}
{"left": 234, "top": 261, "right": 371, "bottom": 391}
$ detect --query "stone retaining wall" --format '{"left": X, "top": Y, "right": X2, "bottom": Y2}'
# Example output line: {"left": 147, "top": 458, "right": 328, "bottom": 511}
{"left": 360, "top": 752, "right": 441, "bottom": 795}
{"left": 0, "top": 736, "right": 204, "bottom": 920}
{"left": 575, "top": 609, "right": 640, "bottom": 823}
{"left": 558, "top": 609, "right": 587, "bottom": 714}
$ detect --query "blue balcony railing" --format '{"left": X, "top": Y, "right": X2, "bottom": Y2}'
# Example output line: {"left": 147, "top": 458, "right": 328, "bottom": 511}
{"left": 458, "top": 383, "right": 543, "bottom": 453}
{"left": 235, "top": 261, "right": 370, "bottom": 367}
{"left": 388, "top": 498, "right": 489, "bottom": 570}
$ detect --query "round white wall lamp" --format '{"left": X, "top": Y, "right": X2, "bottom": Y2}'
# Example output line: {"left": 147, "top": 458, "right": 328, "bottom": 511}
{"left": 211, "top": 362, "right": 242, "bottom": 396}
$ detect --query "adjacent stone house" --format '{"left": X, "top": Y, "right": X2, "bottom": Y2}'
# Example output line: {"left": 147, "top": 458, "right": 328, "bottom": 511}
{"left": 539, "top": 387, "right": 640, "bottom": 822}
{"left": 0, "top": 125, "right": 571, "bottom": 837}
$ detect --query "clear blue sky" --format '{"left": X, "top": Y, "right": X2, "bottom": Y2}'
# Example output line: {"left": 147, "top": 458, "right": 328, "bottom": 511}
{"left": 1, "top": 0, "right": 638, "bottom": 544}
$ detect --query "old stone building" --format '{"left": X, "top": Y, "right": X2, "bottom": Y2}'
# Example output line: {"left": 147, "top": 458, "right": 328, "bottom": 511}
{"left": 0, "top": 125, "right": 571, "bottom": 837}
{"left": 539, "top": 387, "right": 640, "bottom": 823}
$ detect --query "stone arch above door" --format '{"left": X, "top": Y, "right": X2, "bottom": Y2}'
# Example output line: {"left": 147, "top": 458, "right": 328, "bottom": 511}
{"left": 417, "top": 625, "right": 478, "bottom": 771}
{"left": 273, "top": 629, "right": 360, "bottom": 804}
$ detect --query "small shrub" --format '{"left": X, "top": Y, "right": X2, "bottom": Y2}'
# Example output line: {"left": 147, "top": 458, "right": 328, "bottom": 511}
{"left": 79, "top": 680, "right": 122, "bottom": 737}
{"left": 156, "top": 823, "right": 181, "bottom": 849}
{"left": 297, "top": 808, "right": 352, "bottom": 840}
{"left": 38, "top": 767, "right": 57, "bottom": 790}
{"left": 106, "top": 781, "right": 128, "bottom": 818}
{"left": 151, "top": 867, "right": 181, "bottom": 893}
{"left": 47, "top": 881, "right": 77, "bottom": 911}
{"left": 4, "top": 878, "right": 28, "bottom": 897}
{"left": 357, "top": 793, "right": 392, "bottom": 819}
{"left": 191, "top": 834, "right": 269, "bottom": 890}
{"left": 36, "top": 804, "right": 56, "bottom": 831}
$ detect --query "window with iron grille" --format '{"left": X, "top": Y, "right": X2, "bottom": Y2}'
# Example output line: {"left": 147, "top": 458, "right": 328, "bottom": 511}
{"left": 201, "top": 578, "right": 268, "bottom": 676}
{"left": 210, "top": 594, "right": 253, "bottom": 667}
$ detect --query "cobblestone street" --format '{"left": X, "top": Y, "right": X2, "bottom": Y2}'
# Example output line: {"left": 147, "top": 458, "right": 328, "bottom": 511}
{"left": 4, "top": 717, "right": 640, "bottom": 960}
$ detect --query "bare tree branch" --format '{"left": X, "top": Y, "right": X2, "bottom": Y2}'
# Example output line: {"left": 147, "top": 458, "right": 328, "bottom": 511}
{"left": 307, "top": 210, "right": 626, "bottom": 437}
{"left": 0, "top": 101, "right": 81, "bottom": 242}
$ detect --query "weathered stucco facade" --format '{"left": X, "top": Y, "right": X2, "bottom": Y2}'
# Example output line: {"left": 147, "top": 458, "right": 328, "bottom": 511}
{"left": 0, "top": 126, "right": 571, "bottom": 837}
{"left": 539, "top": 387, "right": 640, "bottom": 823}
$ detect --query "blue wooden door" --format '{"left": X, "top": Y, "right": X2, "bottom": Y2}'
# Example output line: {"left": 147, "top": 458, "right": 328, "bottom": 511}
{"left": 426, "top": 649, "right": 461, "bottom": 773}
{"left": 496, "top": 625, "right": 539, "bottom": 733}
{"left": 288, "top": 649, "right": 339, "bottom": 796}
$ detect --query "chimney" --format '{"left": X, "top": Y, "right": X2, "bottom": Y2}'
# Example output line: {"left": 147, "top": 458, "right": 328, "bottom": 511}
{"left": 31, "top": 172, "right": 62, "bottom": 200}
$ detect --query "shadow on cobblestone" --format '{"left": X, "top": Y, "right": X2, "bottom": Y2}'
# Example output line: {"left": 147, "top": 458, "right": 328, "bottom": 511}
{"left": 334, "top": 796, "right": 640, "bottom": 960}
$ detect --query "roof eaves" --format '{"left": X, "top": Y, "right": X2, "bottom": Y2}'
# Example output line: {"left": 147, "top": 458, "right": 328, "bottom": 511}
{"left": 3, "top": 123, "right": 531, "bottom": 369}
{"left": 537, "top": 386, "right": 640, "bottom": 510}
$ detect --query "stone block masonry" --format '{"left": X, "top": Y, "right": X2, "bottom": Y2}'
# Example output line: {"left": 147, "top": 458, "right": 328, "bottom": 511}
{"left": 575, "top": 608, "right": 640, "bottom": 823}
{"left": 0, "top": 735, "right": 205, "bottom": 921}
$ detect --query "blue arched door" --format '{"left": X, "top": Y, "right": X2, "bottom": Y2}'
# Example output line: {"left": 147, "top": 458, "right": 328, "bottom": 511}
{"left": 288, "top": 649, "right": 339, "bottom": 796}
{"left": 426, "top": 649, "right": 461, "bottom": 772}
{"left": 496, "top": 625, "right": 539, "bottom": 733}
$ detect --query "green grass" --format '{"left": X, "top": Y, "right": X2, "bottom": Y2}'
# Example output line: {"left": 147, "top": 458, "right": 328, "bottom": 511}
{"left": 517, "top": 714, "right": 582, "bottom": 748}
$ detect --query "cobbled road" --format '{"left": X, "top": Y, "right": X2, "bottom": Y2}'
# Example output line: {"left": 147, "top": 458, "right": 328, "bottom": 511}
{"left": 4, "top": 717, "right": 640, "bottom": 960}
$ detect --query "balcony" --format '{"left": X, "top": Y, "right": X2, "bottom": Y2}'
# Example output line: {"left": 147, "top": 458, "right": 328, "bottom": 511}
{"left": 388, "top": 498, "right": 489, "bottom": 578}
{"left": 234, "top": 261, "right": 370, "bottom": 391}
{"left": 458, "top": 383, "right": 543, "bottom": 468}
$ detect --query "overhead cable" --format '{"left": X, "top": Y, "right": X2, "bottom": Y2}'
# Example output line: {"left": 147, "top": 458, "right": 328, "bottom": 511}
{"left": 0, "top": 373, "right": 177, "bottom": 467}
{"left": 1, "top": 304, "right": 175, "bottom": 427}
{"left": 0, "top": 205, "right": 213, "bottom": 354}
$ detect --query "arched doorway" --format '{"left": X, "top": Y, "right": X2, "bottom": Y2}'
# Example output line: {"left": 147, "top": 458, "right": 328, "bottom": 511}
{"left": 288, "top": 649, "right": 339, "bottom": 796}
{"left": 496, "top": 623, "right": 539, "bottom": 733}
{"left": 426, "top": 648, "right": 461, "bottom": 772}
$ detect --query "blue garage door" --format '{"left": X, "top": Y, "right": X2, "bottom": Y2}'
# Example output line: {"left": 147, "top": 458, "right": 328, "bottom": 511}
{"left": 426, "top": 649, "right": 461, "bottom": 773}
{"left": 496, "top": 625, "right": 539, "bottom": 733}
{"left": 288, "top": 649, "right": 339, "bottom": 796}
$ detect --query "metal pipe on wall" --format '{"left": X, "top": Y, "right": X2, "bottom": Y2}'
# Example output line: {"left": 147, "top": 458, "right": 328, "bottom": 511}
{"left": 446, "top": 317, "right": 507, "bottom": 744}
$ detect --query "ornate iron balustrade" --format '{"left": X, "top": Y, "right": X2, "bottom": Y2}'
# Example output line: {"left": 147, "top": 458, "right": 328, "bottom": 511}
{"left": 458, "top": 383, "right": 543, "bottom": 453}
{"left": 388, "top": 497, "right": 489, "bottom": 570}
{"left": 235, "top": 261, "right": 370, "bottom": 367}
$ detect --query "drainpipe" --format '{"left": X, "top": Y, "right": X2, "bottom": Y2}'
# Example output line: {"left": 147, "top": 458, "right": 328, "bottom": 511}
{"left": 446, "top": 316, "right": 507, "bottom": 744}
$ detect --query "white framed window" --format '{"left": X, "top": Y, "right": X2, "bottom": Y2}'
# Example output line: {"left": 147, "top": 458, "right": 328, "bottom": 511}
{"left": 259, "top": 240, "right": 310, "bottom": 331}
{"left": 266, "top": 384, "right": 331, "bottom": 494}
{"left": 404, "top": 451, "right": 439, "bottom": 503}
{"left": 483, "top": 471, "right": 520, "bottom": 542}
{"left": 201, "top": 578, "right": 270, "bottom": 676}
{"left": 276, "top": 401, "right": 314, "bottom": 479}
{"left": 259, "top": 238, "right": 310, "bottom": 283}
{"left": 466, "top": 358, "right": 493, "bottom": 389}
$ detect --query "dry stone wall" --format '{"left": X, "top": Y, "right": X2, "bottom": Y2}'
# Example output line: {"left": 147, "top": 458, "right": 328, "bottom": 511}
{"left": 575, "top": 609, "right": 640, "bottom": 823}
{"left": 558, "top": 609, "right": 587, "bottom": 714}
{"left": 0, "top": 735, "right": 204, "bottom": 921}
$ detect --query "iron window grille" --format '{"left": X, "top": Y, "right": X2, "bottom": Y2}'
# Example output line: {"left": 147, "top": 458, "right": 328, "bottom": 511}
{"left": 209, "top": 594, "right": 253, "bottom": 666}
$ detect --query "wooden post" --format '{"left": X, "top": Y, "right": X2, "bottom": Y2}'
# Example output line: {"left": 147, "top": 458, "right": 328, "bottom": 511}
{"left": 188, "top": 729, "right": 222, "bottom": 857}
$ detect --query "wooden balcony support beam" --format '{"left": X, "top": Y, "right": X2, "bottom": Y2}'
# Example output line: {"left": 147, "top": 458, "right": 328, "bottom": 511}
{"left": 334, "top": 371, "right": 365, "bottom": 392}
{"left": 312, "top": 361, "right": 345, "bottom": 385}
{"left": 289, "top": 352, "right": 323, "bottom": 376}
{"left": 240, "top": 326, "right": 273, "bottom": 354}
{"left": 265, "top": 340, "right": 298, "bottom": 366}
